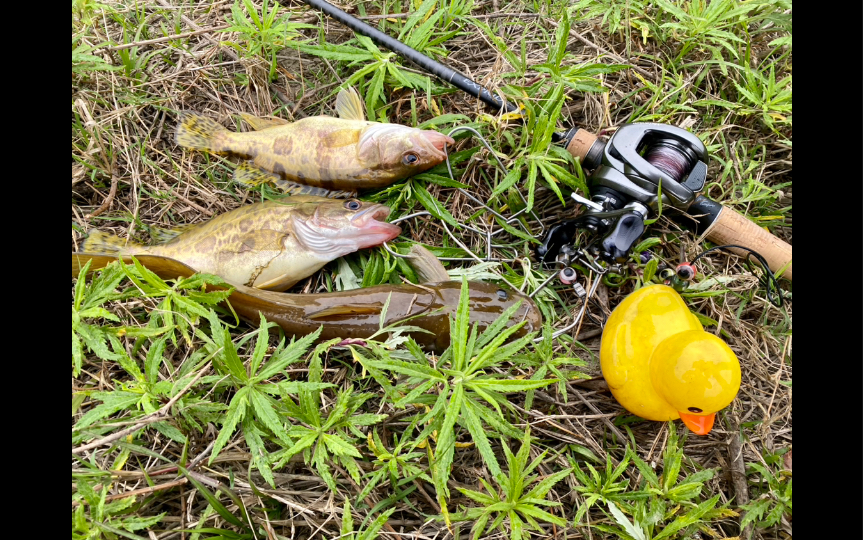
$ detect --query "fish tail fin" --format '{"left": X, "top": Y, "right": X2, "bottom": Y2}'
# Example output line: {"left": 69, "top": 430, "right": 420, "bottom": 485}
{"left": 175, "top": 112, "right": 227, "bottom": 151}
{"left": 82, "top": 230, "right": 143, "bottom": 255}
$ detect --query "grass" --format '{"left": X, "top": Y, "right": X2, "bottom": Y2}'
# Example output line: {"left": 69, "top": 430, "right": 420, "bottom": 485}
{"left": 72, "top": 0, "right": 791, "bottom": 539}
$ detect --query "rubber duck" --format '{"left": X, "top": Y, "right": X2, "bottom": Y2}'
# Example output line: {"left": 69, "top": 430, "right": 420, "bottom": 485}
{"left": 600, "top": 284, "right": 740, "bottom": 435}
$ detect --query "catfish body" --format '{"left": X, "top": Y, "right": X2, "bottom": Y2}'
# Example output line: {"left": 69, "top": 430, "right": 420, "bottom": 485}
{"left": 82, "top": 197, "right": 400, "bottom": 291}
{"left": 176, "top": 87, "right": 455, "bottom": 192}
{"left": 72, "top": 254, "right": 542, "bottom": 352}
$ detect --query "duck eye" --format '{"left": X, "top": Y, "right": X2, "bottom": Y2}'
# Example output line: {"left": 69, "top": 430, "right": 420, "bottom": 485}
{"left": 344, "top": 200, "right": 362, "bottom": 211}
{"left": 496, "top": 289, "right": 508, "bottom": 300}
{"left": 687, "top": 407, "right": 703, "bottom": 413}
{"left": 402, "top": 152, "right": 419, "bottom": 165}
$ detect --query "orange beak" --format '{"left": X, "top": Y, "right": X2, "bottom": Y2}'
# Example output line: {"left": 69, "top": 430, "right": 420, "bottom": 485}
{"left": 678, "top": 412, "right": 715, "bottom": 435}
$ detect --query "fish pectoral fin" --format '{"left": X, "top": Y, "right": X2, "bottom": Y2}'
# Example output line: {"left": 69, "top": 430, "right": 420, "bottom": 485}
{"left": 234, "top": 161, "right": 281, "bottom": 187}
{"left": 148, "top": 223, "right": 202, "bottom": 244}
{"left": 238, "top": 112, "right": 291, "bottom": 131}
{"left": 407, "top": 244, "right": 450, "bottom": 282}
{"left": 226, "top": 229, "right": 288, "bottom": 254}
{"left": 334, "top": 86, "right": 367, "bottom": 121}
{"left": 307, "top": 303, "right": 383, "bottom": 320}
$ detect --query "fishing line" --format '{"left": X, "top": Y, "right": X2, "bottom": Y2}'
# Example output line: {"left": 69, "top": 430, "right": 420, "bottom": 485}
{"left": 688, "top": 244, "right": 786, "bottom": 308}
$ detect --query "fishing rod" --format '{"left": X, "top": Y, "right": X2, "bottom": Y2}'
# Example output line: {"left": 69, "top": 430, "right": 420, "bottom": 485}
{"left": 288, "top": 0, "right": 792, "bottom": 281}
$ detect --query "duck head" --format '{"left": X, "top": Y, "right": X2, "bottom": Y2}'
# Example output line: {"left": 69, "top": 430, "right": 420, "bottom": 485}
{"left": 649, "top": 330, "right": 741, "bottom": 435}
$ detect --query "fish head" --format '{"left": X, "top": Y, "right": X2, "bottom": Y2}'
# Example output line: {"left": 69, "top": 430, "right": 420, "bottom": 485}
{"left": 289, "top": 198, "right": 402, "bottom": 260}
{"left": 357, "top": 124, "right": 455, "bottom": 178}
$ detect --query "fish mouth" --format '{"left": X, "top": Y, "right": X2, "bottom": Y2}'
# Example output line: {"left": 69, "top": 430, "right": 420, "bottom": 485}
{"left": 351, "top": 204, "right": 402, "bottom": 248}
{"left": 418, "top": 131, "right": 456, "bottom": 159}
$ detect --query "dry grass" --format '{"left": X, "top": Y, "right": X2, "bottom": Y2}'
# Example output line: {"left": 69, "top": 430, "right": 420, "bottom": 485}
{"left": 73, "top": 0, "right": 791, "bottom": 538}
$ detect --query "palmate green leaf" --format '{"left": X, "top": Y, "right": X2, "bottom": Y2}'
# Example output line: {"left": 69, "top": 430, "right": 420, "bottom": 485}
{"left": 323, "top": 434, "right": 362, "bottom": 458}
{"left": 357, "top": 507, "right": 397, "bottom": 540}
{"left": 322, "top": 388, "right": 352, "bottom": 431}
{"left": 145, "top": 335, "right": 168, "bottom": 386}
{"left": 412, "top": 180, "right": 459, "bottom": 228}
{"left": 417, "top": 114, "right": 470, "bottom": 129}
{"left": 75, "top": 391, "right": 141, "bottom": 430}
{"left": 248, "top": 315, "right": 272, "bottom": 377}
{"left": 473, "top": 296, "right": 525, "bottom": 351}
{"left": 249, "top": 388, "right": 291, "bottom": 445}
{"left": 296, "top": 42, "right": 373, "bottom": 62}
{"left": 432, "top": 383, "right": 464, "bottom": 500}
{"left": 350, "top": 413, "right": 388, "bottom": 427}
{"left": 365, "top": 65, "right": 386, "bottom": 119}
{"left": 253, "top": 326, "right": 322, "bottom": 383}
{"left": 652, "top": 494, "right": 721, "bottom": 540}
{"left": 460, "top": 398, "right": 501, "bottom": 477}
{"left": 91, "top": 521, "right": 151, "bottom": 540}
{"left": 313, "top": 441, "right": 338, "bottom": 490}
{"left": 451, "top": 277, "right": 471, "bottom": 370}
{"left": 468, "top": 378, "right": 557, "bottom": 393}
{"left": 515, "top": 503, "right": 568, "bottom": 527}
{"left": 219, "top": 328, "right": 249, "bottom": 384}
{"left": 525, "top": 467, "right": 573, "bottom": 500}
{"left": 466, "top": 395, "right": 523, "bottom": 439}
{"left": 399, "top": 0, "right": 438, "bottom": 40}
{"left": 606, "top": 500, "right": 647, "bottom": 540}
{"left": 72, "top": 331, "right": 84, "bottom": 377}
{"left": 466, "top": 318, "right": 525, "bottom": 372}
{"left": 77, "top": 306, "right": 121, "bottom": 322}
{"left": 210, "top": 387, "right": 250, "bottom": 464}
{"left": 179, "top": 466, "right": 246, "bottom": 529}
{"left": 275, "top": 430, "right": 318, "bottom": 465}
{"left": 75, "top": 322, "right": 120, "bottom": 362}
{"left": 243, "top": 419, "right": 276, "bottom": 488}
{"left": 368, "top": 357, "right": 444, "bottom": 382}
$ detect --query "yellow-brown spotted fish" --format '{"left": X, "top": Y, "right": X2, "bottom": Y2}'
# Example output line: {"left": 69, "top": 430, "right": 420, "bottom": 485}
{"left": 82, "top": 196, "right": 401, "bottom": 291}
{"left": 175, "top": 87, "right": 455, "bottom": 195}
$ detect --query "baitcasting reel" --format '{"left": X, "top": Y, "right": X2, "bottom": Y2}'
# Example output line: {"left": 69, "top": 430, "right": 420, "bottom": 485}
{"left": 536, "top": 122, "right": 712, "bottom": 266}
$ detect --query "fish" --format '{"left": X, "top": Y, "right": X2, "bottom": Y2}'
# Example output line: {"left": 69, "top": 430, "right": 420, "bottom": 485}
{"left": 175, "top": 87, "right": 456, "bottom": 194}
{"left": 80, "top": 196, "right": 401, "bottom": 291}
{"left": 71, "top": 253, "right": 542, "bottom": 353}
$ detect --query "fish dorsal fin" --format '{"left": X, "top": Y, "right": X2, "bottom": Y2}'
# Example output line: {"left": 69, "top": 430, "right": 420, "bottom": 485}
{"left": 308, "top": 303, "right": 383, "bottom": 320}
{"left": 407, "top": 244, "right": 450, "bottom": 282}
{"left": 238, "top": 112, "right": 291, "bottom": 131}
{"left": 149, "top": 223, "right": 202, "bottom": 244}
{"left": 334, "top": 87, "right": 366, "bottom": 121}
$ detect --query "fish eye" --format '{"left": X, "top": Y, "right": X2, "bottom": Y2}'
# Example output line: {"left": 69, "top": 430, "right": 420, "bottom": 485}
{"left": 496, "top": 289, "right": 508, "bottom": 301}
{"left": 402, "top": 152, "right": 419, "bottom": 165}
{"left": 344, "top": 200, "right": 362, "bottom": 211}
{"left": 687, "top": 407, "right": 703, "bottom": 413}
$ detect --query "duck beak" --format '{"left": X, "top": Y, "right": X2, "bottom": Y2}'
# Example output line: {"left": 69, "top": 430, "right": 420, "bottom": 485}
{"left": 678, "top": 412, "right": 715, "bottom": 435}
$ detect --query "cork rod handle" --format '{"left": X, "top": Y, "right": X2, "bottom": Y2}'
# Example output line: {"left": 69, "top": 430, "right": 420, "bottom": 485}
{"left": 702, "top": 206, "right": 792, "bottom": 281}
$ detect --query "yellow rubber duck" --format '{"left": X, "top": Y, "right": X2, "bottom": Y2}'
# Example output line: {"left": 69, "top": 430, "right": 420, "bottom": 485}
{"left": 600, "top": 284, "right": 741, "bottom": 435}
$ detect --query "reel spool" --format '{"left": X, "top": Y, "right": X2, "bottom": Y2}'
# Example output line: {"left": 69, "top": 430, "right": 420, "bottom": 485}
{"left": 537, "top": 123, "right": 709, "bottom": 265}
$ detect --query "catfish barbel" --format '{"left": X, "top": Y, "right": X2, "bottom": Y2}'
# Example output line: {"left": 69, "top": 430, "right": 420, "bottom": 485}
{"left": 175, "top": 87, "right": 455, "bottom": 195}
{"left": 80, "top": 196, "right": 400, "bottom": 291}
{"left": 71, "top": 254, "right": 541, "bottom": 352}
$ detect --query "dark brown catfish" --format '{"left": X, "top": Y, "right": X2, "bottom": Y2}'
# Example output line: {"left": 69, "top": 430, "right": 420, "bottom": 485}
{"left": 72, "top": 253, "right": 542, "bottom": 352}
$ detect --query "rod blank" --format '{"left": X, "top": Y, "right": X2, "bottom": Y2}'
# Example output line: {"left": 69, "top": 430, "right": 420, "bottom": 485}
{"left": 297, "top": 0, "right": 520, "bottom": 113}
